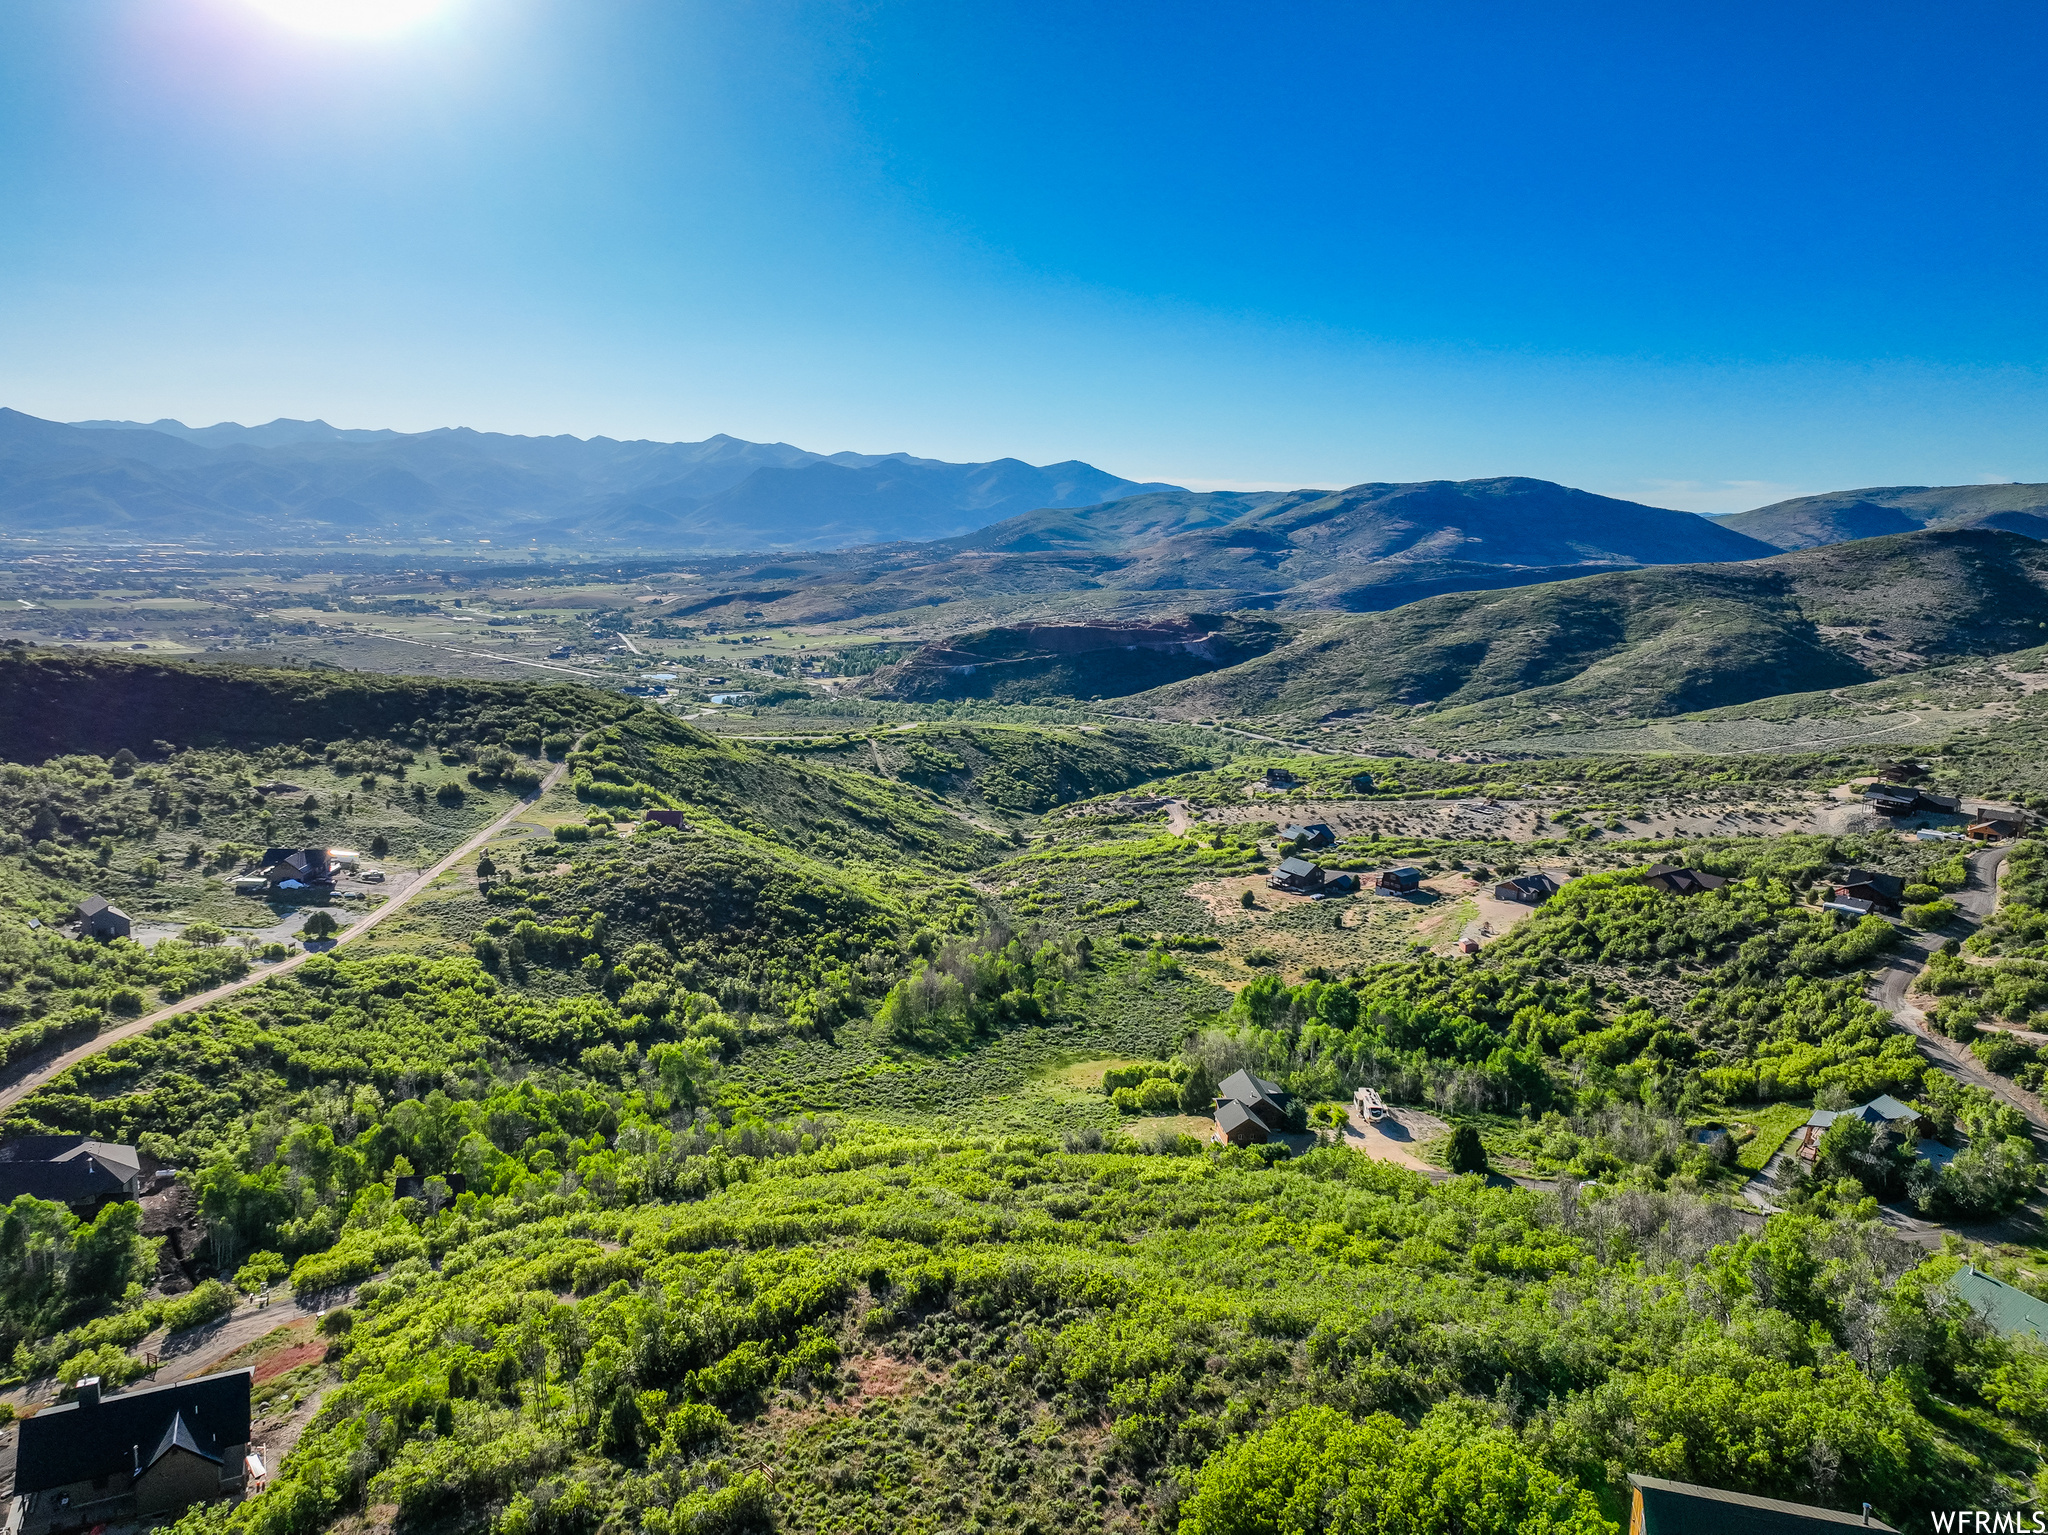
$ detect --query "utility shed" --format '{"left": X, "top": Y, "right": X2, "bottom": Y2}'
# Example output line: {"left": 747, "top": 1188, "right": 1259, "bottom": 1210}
{"left": 14, "top": 1368, "right": 252, "bottom": 1532}
{"left": 1627, "top": 1474, "right": 1895, "bottom": 1535}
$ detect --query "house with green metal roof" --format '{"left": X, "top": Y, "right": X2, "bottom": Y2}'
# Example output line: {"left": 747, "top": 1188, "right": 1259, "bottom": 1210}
{"left": 1950, "top": 1263, "right": 2048, "bottom": 1340}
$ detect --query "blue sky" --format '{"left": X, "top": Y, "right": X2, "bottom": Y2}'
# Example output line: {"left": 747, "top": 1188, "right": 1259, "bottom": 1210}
{"left": 1, "top": 0, "right": 2043, "bottom": 510}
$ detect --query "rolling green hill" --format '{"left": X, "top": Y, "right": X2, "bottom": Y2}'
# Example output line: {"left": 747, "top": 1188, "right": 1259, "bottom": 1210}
{"left": 1122, "top": 528, "right": 2048, "bottom": 734}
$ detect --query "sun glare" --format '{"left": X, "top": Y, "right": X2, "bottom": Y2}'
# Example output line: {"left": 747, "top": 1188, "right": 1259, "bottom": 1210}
{"left": 244, "top": 0, "right": 451, "bottom": 38}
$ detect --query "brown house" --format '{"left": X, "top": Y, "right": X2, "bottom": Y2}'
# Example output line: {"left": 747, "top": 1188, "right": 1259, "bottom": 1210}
{"left": 13, "top": 1369, "right": 252, "bottom": 1532}
{"left": 643, "top": 809, "right": 690, "bottom": 829}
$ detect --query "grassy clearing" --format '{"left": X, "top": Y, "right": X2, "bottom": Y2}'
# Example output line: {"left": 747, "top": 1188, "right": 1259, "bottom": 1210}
{"left": 1732, "top": 1100, "right": 1816, "bottom": 1171}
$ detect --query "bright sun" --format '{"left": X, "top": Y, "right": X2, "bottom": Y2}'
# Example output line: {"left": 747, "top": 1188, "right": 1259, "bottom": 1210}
{"left": 244, "top": 0, "right": 451, "bottom": 38}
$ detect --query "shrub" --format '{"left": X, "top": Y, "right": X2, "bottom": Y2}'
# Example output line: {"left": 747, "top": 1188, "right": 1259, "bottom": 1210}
{"left": 435, "top": 782, "right": 467, "bottom": 806}
{"left": 554, "top": 824, "right": 592, "bottom": 842}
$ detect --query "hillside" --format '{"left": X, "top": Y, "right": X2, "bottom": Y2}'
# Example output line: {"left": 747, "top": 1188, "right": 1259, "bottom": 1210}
{"left": 1718, "top": 481, "right": 2048, "bottom": 551}
{"left": 1122, "top": 528, "right": 2048, "bottom": 733}
{"left": 0, "top": 409, "right": 1175, "bottom": 551}
{"left": 852, "top": 614, "right": 1287, "bottom": 703}
{"left": 0, "top": 652, "right": 2042, "bottom": 1532}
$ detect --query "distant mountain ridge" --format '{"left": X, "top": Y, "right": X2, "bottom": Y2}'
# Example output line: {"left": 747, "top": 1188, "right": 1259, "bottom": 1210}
{"left": 0, "top": 409, "right": 1179, "bottom": 551}
{"left": 1716, "top": 482, "right": 2048, "bottom": 550}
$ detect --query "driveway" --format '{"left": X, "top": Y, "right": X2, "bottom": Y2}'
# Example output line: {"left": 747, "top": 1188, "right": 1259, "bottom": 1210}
{"left": 1866, "top": 843, "right": 2048, "bottom": 1138}
{"left": 0, "top": 751, "right": 574, "bottom": 1116}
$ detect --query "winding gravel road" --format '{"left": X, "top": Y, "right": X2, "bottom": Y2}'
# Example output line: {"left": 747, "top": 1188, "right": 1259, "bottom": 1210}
{"left": 1866, "top": 843, "right": 2048, "bottom": 1136}
{"left": 0, "top": 755, "right": 571, "bottom": 1118}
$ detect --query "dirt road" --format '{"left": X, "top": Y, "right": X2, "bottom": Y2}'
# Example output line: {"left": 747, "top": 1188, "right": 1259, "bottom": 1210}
{"left": 1866, "top": 844, "right": 2048, "bottom": 1136}
{"left": 0, "top": 756, "right": 571, "bottom": 1117}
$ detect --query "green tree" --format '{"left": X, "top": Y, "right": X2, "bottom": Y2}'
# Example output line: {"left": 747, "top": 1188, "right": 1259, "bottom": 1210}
{"left": 1446, "top": 1124, "right": 1490, "bottom": 1176}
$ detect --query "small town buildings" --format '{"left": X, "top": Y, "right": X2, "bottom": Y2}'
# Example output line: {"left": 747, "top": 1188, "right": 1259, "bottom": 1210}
{"left": 1214, "top": 1069, "right": 1293, "bottom": 1145}
{"left": 0, "top": 1136, "right": 147, "bottom": 1211}
{"left": 1642, "top": 864, "right": 1728, "bottom": 897}
{"left": 1875, "top": 761, "right": 1927, "bottom": 783}
{"left": 1969, "top": 816, "right": 2024, "bottom": 841}
{"left": 1377, "top": 866, "right": 1424, "bottom": 894}
{"left": 1254, "top": 766, "right": 1301, "bottom": 791}
{"left": 1493, "top": 871, "right": 1558, "bottom": 904}
{"left": 1279, "top": 823, "right": 1335, "bottom": 849}
{"left": 1822, "top": 894, "right": 1877, "bottom": 918}
{"left": 74, "top": 895, "right": 131, "bottom": 939}
{"left": 643, "top": 809, "right": 690, "bottom": 829}
{"left": 12, "top": 1369, "right": 252, "bottom": 1532}
{"left": 1625, "top": 1473, "right": 1895, "bottom": 1535}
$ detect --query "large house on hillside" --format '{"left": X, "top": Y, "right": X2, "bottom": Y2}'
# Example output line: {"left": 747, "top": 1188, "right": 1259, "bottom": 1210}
{"left": 1828, "top": 868, "right": 1904, "bottom": 913}
{"left": 1213, "top": 1069, "right": 1295, "bottom": 1146}
{"left": 1493, "top": 871, "right": 1558, "bottom": 904}
{"left": 1270, "top": 858, "right": 1357, "bottom": 896}
{"left": 12, "top": 1369, "right": 252, "bottom": 1532}
{"left": 0, "top": 1136, "right": 149, "bottom": 1212}
{"left": 260, "top": 847, "right": 336, "bottom": 890}
{"left": 1642, "top": 864, "right": 1727, "bottom": 897}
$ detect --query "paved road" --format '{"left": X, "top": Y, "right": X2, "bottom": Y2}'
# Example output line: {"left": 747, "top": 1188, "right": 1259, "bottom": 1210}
{"left": 0, "top": 755, "right": 572, "bottom": 1117}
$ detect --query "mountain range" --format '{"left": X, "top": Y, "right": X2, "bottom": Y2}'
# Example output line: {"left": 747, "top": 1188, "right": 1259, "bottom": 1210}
{"left": 0, "top": 409, "right": 1177, "bottom": 550}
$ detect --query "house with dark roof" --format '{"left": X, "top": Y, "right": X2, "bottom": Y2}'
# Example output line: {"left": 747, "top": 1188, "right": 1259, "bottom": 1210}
{"left": 1268, "top": 858, "right": 1357, "bottom": 895}
{"left": 1349, "top": 771, "right": 1374, "bottom": 791}
{"left": 1969, "top": 815, "right": 2025, "bottom": 841}
{"left": 1214, "top": 1069, "right": 1294, "bottom": 1145}
{"left": 1642, "top": 864, "right": 1728, "bottom": 897}
{"left": 0, "top": 1136, "right": 147, "bottom": 1212}
{"left": 1493, "top": 871, "right": 1558, "bottom": 904}
{"left": 1863, "top": 786, "right": 1960, "bottom": 818}
{"left": 1626, "top": 1473, "right": 1894, "bottom": 1535}
{"left": 13, "top": 1368, "right": 251, "bottom": 1532}
{"left": 1254, "top": 766, "right": 1301, "bottom": 790}
{"left": 642, "top": 809, "right": 689, "bottom": 829}
{"left": 1875, "top": 761, "right": 1926, "bottom": 783}
{"left": 74, "top": 895, "right": 131, "bottom": 940}
{"left": 1215, "top": 1099, "right": 1270, "bottom": 1147}
{"left": 1831, "top": 868, "right": 1904, "bottom": 910}
{"left": 1377, "top": 866, "right": 1424, "bottom": 894}
{"left": 1279, "top": 823, "right": 1335, "bottom": 849}
{"left": 261, "top": 847, "right": 335, "bottom": 890}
